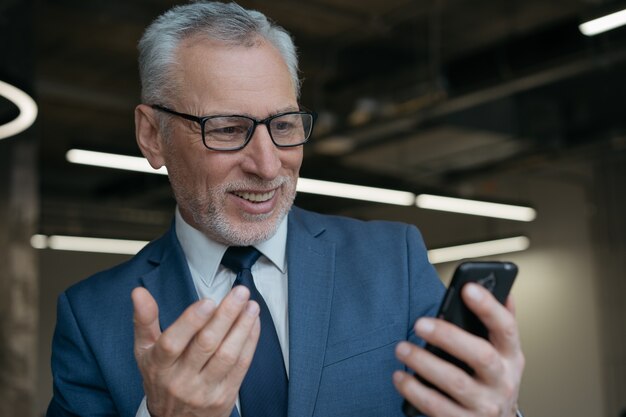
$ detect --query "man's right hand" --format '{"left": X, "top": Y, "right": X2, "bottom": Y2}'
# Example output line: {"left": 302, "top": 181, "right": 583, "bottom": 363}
{"left": 131, "top": 286, "right": 261, "bottom": 417}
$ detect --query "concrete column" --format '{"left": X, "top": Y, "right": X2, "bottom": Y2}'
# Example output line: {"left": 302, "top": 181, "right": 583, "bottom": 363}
{"left": 0, "top": 0, "right": 38, "bottom": 416}
{"left": 0, "top": 138, "right": 39, "bottom": 417}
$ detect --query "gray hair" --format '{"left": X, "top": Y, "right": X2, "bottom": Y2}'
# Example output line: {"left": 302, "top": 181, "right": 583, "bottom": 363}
{"left": 138, "top": 1, "right": 301, "bottom": 106}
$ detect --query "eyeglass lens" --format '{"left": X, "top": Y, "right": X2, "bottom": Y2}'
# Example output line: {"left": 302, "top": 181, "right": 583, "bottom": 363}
{"left": 203, "top": 113, "right": 313, "bottom": 149}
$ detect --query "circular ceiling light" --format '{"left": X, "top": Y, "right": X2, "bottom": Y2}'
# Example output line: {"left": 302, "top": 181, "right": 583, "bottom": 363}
{"left": 0, "top": 79, "right": 38, "bottom": 140}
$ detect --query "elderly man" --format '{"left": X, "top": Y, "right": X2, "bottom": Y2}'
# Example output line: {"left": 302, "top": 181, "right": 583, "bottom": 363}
{"left": 47, "top": 2, "right": 524, "bottom": 417}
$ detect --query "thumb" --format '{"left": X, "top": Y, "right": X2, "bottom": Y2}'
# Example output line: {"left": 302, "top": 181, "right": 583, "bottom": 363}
{"left": 131, "top": 287, "right": 161, "bottom": 356}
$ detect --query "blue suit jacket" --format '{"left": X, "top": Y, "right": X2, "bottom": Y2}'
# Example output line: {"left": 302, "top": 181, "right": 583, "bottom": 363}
{"left": 47, "top": 207, "right": 444, "bottom": 417}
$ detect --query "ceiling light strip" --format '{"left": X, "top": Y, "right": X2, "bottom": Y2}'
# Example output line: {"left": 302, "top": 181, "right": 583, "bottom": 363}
{"left": 579, "top": 8, "right": 626, "bottom": 36}
{"left": 66, "top": 149, "right": 167, "bottom": 175}
{"left": 427, "top": 236, "right": 530, "bottom": 264}
{"left": 296, "top": 177, "right": 415, "bottom": 206}
{"left": 65, "top": 149, "right": 415, "bottom": 206}
{"left": 31, "top": 232, "right": 530, "bottom": 260}
{"left": 0, "top": 80, "right": 38, "bottom": 140}
{"left": 31, "top": 234, "right": 148, "bottom": 255}
{"left": 66, "top": 149, "right": 537, "bottom": 218}
{"left": 416, "top": 194, "right": 536, "bottom": 222}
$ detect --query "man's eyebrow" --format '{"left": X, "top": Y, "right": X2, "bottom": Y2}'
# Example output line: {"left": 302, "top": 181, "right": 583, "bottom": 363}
{"left": 193, "top": 104, "right": 302, "bottom": 119}
{"left": 256, "top": 106, "right": 301, "bottom": 117}
{"left": 222, "top": 106, "right": 301, "bottom": 118}
{"left": 274, "top": 105, "right": 300, "bottom": 113}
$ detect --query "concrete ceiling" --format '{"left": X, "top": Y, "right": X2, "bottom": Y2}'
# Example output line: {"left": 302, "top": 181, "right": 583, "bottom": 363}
{"left": 3, "top": 0, "right": 626, "bottom": 239}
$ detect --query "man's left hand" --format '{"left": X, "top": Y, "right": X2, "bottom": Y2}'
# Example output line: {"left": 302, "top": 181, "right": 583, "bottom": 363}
{"left": 393, "top": 283, "right": 525, "bottom": 417}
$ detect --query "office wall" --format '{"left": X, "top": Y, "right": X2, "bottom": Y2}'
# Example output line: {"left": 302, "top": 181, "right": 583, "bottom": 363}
{"left": 36, "top": 157, "right": 609, "bottom": 417}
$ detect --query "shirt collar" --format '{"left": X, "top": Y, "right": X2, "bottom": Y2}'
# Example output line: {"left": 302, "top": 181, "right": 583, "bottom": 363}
{"left": 174, "top": 207, "right": 288, "bottom": 287}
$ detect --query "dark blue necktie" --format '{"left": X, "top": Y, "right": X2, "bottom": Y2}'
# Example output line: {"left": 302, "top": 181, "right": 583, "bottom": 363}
{"left": 222, "top": 246, "right": 288, "bottom": 417}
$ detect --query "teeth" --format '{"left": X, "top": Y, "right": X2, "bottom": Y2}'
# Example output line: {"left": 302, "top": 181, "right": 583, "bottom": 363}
{"left": 234, "top": 190, "right": 275, "bottom": 202}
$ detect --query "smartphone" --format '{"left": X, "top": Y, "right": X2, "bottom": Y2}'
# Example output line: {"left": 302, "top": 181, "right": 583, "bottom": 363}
{"left": 402, "top": 261, "right": 518, "bottom": 417}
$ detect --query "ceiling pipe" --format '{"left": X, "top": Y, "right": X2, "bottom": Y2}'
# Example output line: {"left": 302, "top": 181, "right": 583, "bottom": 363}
{"left": 319, "top": 44, "right": 626, "bottom": 156}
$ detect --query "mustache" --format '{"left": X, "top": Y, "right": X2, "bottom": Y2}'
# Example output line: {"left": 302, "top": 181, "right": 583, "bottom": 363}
{"left": 223, "top": 176, "right": 293, "bottom": 192}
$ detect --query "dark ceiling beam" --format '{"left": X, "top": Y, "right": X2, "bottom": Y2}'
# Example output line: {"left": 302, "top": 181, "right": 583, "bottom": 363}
{"left": 312, "top": 16, "right": 626, "bottom": 154}
{"left": 422, "top": 51, "right": 621, "bottom": 121}
{"left": 37, "top": 78, "right": 137, "bottom": 112}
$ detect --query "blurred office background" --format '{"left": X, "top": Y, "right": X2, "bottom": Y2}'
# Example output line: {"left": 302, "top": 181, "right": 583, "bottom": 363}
{"left": 1, "top": 0, "right": 625, "bottom": 416}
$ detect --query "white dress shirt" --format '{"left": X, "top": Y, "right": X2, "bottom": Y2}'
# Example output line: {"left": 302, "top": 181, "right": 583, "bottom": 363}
{"left": 136, "top": 208, "right": 290, "bottom": 417}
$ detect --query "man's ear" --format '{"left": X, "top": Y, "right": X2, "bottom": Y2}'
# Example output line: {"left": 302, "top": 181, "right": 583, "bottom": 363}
{"left": 135, "top": 104, "right": 166, "bottom": 169}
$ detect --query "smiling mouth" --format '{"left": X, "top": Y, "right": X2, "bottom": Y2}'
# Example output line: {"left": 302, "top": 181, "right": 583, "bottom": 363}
{"left": 232, "top": 190, "right": 276, "bottom": 203}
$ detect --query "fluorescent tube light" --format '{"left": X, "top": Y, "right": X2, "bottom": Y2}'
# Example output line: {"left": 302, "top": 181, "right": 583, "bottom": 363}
{"left": 579, "top": 8, "right": 626, "bottom": 36}
{"left": 31, "top": 234, "right": 148, "bottom": 255}
{"left": 66, "top": 149, "right": 415, "bottom": 206}
{"left": 428, "top": 236, "right": 530, "bottom": 264}
{"left": 416, "top": 194, "right": 536, "bottom": 222}
{"left": 296, "top": 177, "right": 415, "bottom": 206}
{"left": 66, "top": 149, "right": 538, "bottom": 217}
{"left": 0, "top": 80, "right": 38, "bottom": 140}
{"left": 66, "top": 149, "right": 167, "bottom": 175}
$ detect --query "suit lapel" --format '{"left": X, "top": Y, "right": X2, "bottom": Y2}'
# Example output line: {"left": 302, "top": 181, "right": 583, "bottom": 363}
{"left": 287, "top": 208, "right": 335, "bottom": 417}
{"left": 140, "top": 228, "right": 199, "bottom": 331}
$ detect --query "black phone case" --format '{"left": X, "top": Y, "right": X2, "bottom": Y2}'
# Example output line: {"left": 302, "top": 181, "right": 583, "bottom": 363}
{"left": 402, "top": 261, "right": 518, "bottom": 417}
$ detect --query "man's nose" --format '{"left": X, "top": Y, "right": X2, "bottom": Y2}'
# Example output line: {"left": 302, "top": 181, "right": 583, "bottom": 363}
{"left": 241, "top": 125, "right": 282, "bottom": 179}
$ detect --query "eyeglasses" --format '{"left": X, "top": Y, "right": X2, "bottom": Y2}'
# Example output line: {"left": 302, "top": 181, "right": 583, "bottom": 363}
{"left": 151, "top": 104, "right": 316, "bottom": 151}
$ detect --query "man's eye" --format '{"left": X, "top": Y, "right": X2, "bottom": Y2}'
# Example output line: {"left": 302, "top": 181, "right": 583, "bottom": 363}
{"left": 215, "top": 126, "right": 242, "bottom": 134}
{"left": 273, "top": 121, "right": 293, "bottom": 131}
{"left": 206, "top": 124, "right": 248, "bottom": 140}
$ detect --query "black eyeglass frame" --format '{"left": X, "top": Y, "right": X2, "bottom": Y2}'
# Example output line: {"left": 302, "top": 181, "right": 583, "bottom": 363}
{"left": 151, "top": 104, "right": 316, "bottom": 151}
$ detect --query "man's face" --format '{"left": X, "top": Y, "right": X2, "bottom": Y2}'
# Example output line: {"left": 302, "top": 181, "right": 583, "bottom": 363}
{"left": 157, "top": 38, "right": 302, "bottom": 246}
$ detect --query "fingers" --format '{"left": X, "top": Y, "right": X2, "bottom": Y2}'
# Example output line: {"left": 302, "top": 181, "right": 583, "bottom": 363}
{"left": 150, "top": 296, "right": 217, "bottom": 367}
{"left": 414, "top": 316, "right": 505, "bottom": 385}
{"left": 396, "top": 340, "right": 490, "bottom": 411}
{"left": 461, "top": 284, "right": 521, "bottom": 357}
{"left": 133, "top": 286, "right": 261, "bottom": 417}
{"left": 220, "top": 311, "right": 261, "bottom": 390}
{"left": 202, "top": 300, "right": 260, "bottom": 374}
{"left": 134, "top": 285, "right": 259, "bottom": 374}
{"left": 394, "top": 284, "right": 524, "bottom": 417}
{"left": 132, "top": 287, "right": 162, "bottom": 354}
{"left": 195, "top": 293, "right": 260, "bottom": 410}
{"left": 183, "top": 286, "right": 257, "bottom": 371}
{"left": 393, "top": 368, "right": 467, "bottom": 417}
{"left": 395, "top": 333, "right": 520, "bottom": 415}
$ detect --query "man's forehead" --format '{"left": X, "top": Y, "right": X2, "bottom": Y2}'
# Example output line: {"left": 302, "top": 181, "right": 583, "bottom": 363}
{"left": 175, "top": 37, "right": 290, "bottom": 82}
{"left": 172, "top": 37, "right": 297, "bottom": 109}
